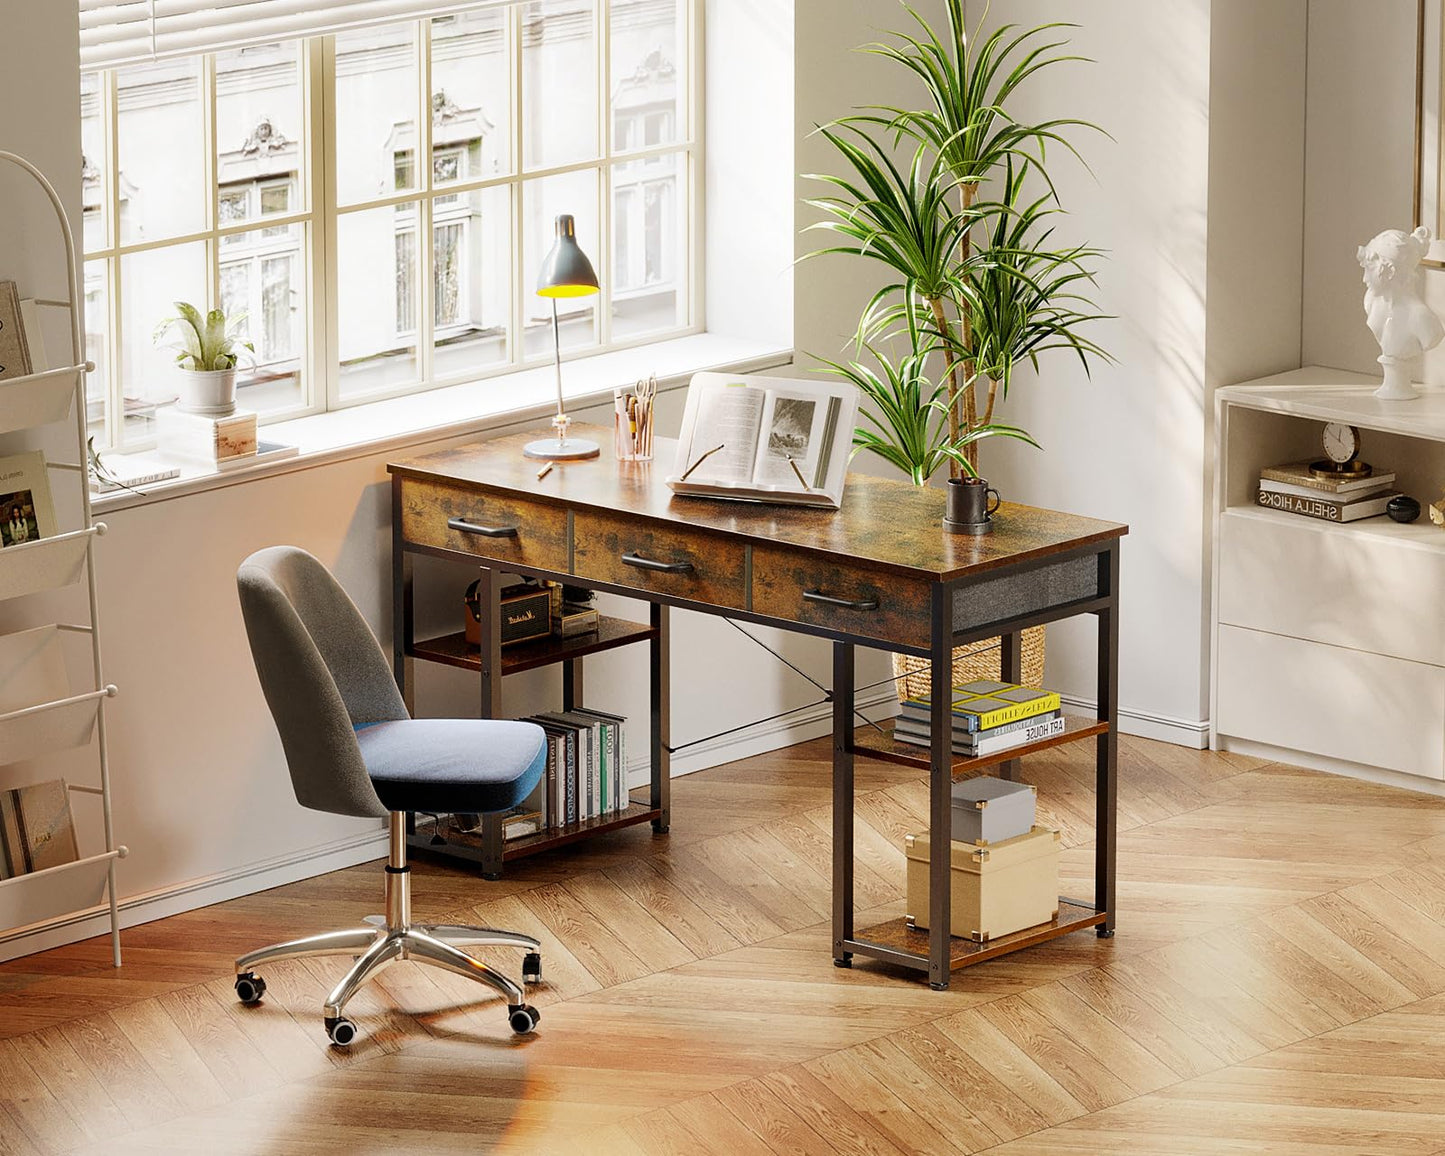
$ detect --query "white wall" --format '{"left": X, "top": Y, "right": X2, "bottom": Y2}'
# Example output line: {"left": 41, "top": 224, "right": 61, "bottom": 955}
{"left": 1301, "top": 0, "right": 1430, "bottom": 378}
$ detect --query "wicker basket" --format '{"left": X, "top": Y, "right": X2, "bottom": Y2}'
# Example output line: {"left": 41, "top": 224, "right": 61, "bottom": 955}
{"left": 892, "top": 625, "right": 1046, "bottom": 702}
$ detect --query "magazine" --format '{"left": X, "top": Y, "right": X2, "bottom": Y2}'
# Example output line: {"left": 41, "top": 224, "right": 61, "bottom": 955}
{"left": 667, "top": 371, "right": 858, "bottom": 509}
{"left": 0, "top": 450, "right": 57, "bottom": 548}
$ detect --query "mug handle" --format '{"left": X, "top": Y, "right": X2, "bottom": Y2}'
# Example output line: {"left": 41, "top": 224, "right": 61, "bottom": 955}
{"left": 986, "top": 488, "right": 1002, "bottom": 516}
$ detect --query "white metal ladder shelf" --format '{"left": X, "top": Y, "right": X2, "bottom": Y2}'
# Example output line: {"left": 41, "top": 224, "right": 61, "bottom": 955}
{"left": 0, "top": 150, "right": 127, "bottom": 965}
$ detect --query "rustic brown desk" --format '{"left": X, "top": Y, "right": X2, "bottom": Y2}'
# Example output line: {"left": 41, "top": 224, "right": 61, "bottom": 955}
{"left": 388, "top": 423, "right": 1126, "bottom": 989}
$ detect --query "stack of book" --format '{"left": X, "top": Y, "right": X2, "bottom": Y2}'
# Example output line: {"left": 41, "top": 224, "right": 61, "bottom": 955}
{"left": 497, "top": 710, "right": 629, "bottom": 840}
{"left": 1256, "top": 461, "right": 1399, "bottom": 524}
{"left": 894, "top": 680, "right": 1064, "bottom": 757}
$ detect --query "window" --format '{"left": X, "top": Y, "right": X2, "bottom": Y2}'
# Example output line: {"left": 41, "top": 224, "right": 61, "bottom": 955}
{"left": 80, "top": 1, "right": 698, "bottom": 449}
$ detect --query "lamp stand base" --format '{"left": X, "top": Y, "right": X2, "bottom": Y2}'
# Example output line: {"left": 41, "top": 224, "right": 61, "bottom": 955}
{"left": 523, "top": 436, "right": 601, "bottom": 461}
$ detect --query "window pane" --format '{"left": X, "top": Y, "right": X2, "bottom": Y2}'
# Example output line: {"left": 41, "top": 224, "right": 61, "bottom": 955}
{"left": 215, "top": 43, "right": 306, "bottom": 226}
{"left": 216, "top": 225, "right": 306, "bottom": 415}
{"left": 522, "top": 0, "right": 598, "bottom": 170}
{"left": 431, "top": 10, "right": 512, "bottom": 182}
{"left": 610, "top": 152, "right": 686, "bottom": 341}
{"left": 434, "top": 186, "right": 510, "bottom": 378}
{"left": 611, "top": 0, "right": 682, "bottom": 151}
{"left": 121, "top": 242, "right": 208, "bottom": 443}
{"left": 83, "top": 260, "right": 110, "bottom": 442}
{"left": 524, "top": 171, "right": 599, "bottom": 359}
{"left": 336, "top": 23, "right": 420, "bottom": 205}
{"left": 338, "top": 203, "right": 420, "bottom": 398}
{"left": 81, "top": 73, "right": 107, "bottom": 253}
{"left": 116, "top": 58, "right": 207, "bottom": 244}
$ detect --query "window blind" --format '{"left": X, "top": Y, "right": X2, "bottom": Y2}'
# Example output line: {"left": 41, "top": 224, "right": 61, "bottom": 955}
{"left": 80, "top": 0, "right": 517, "bottom": 70}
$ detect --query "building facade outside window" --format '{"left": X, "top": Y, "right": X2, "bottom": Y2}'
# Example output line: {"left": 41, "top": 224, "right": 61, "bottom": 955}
{"left": 80, "top": 0, "right": 697, "bottom": 449}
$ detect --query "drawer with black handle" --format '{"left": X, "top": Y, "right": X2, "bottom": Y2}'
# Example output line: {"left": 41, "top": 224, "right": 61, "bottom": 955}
{"left": 571, "top": 510, "right": 747, "bottom": 609}
{"left": 398, "top": 478, "right": 569, "bottom": 571}
{"left": 750, "top": 543, "right": 928, "bottom": 647}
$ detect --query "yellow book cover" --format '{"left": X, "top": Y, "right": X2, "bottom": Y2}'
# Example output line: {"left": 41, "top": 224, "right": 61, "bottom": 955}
{"left": 903, "top": 680, "right": 1061, "bottom": 733}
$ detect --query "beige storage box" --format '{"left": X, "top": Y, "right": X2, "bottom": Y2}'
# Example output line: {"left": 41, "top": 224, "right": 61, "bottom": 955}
{"left": 904, "top": 826, "right": 1060, "bottom": 943}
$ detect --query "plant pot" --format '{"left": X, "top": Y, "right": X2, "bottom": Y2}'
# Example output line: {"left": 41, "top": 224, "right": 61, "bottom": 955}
{"left": 175, "top": 367, "right": 237, "bottom": 417}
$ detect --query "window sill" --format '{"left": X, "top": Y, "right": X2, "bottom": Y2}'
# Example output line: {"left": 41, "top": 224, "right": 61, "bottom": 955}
{"left": 91, "top": 334, "right": 794, "bottom": 513}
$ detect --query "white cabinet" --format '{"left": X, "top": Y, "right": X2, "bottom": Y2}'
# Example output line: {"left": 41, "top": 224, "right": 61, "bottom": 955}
{"left": 1212, "top": 368, "right": 1445, "bottom": 786}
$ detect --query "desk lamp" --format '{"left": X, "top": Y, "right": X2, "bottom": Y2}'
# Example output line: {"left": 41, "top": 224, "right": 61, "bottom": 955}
{"left": 524, "top": 213, "right": 601, "bottom": 460}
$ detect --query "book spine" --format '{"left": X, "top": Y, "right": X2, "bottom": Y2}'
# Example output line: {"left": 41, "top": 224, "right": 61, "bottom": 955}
{"left": 964, "top": 695, "right": 1061, "bottom": 733}
{"left": 611, "top": 723, "right": 622, "bottom": 812}
{"left": 545, "top": 732, "right": 558, "bottom": 831}
{"left": 1255, "top": 488, "right": 1382, "bottom": 522}
{"left": 1258, "top": 476, "right": 1392, "bottom": 501}
{"left": 1259, "top": 466, "right": 1391, "bottom": 495}
{"left": 971, "top": 715, "right": 1067, "bottom": 756}
{"left": 598, "top": 722, "right": 609, "bottom": 817}
{"left": 565, "top": 732, "right": 577, "bottom": 825}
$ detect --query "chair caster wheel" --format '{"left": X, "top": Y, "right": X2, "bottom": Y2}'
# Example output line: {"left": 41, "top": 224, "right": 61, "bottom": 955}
{"left": 1097, "top": 927, "right": 1116, "bottom": 939}
{"left": 234, "top": 972, "right": 266, "bottom": 1005}
{"left": 325, "top": 1016, "right": 358, "bottom": 1047}
{"left": 523, "top": 952, "right": 543, "bottom": 984}
{"left": 509, "top": 1004, "right": 541, "bottom": 1034}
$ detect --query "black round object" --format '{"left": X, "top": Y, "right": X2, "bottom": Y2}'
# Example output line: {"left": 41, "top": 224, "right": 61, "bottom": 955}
{"left": 509, "top": 1004, "right": 541, "bottom": 1034}
{"left": 523, "top": 952, "right": 543, "bottom": 984}
{"left": 325, "top": 1016, "right": 357, "bottom": 1047}
{"left": 234, "top": 972, "right": 266, "bottom": 1005}
{"left": 1387, "top": 495, "right": 1422, "bottom": 524}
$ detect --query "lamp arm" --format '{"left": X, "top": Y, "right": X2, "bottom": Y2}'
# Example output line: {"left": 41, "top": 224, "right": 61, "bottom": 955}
{"left": 551, "top": 298, "right": 570, "bottom": 445}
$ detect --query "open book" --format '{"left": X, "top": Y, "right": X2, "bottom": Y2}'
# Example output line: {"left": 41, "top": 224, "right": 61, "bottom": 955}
{"left": 667, "top": 372, "right": 858, "bottom": 509}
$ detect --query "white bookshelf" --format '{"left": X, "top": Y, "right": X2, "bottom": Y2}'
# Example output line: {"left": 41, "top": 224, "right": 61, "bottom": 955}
{"left": 0, "top": 151, "right": 126, "bottom": 963}
{"left": 1212, "top": 367, "right": 1445, "bottom": 789}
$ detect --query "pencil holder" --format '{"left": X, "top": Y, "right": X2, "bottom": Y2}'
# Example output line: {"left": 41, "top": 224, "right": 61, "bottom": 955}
{"left": 615, "top": 376, "right": 656, "bottom": 462}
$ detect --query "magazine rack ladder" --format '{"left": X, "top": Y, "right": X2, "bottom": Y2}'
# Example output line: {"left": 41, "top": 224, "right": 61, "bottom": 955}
{"left": 0, "top": 151, "right": 126, "bottom": 966}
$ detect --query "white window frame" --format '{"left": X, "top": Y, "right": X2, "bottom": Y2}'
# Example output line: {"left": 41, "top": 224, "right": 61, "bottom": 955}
{"left": 81, "top": 0, "right": 704, "bottom": 450}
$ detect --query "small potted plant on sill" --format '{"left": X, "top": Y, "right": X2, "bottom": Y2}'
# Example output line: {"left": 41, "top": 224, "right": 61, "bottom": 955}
{"left": 154, "top": 301, "right": 253, "bottom": 417}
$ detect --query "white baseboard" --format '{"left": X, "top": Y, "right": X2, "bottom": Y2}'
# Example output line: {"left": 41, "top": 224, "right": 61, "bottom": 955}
{"left": 0, "top": 828, "right": 389, "bottom": 964}
{"left": 1, "top": 688, "right": 900, "bottom": 964}
{"left": 1215, "top": 735, "right": 1445, "bottom": 797}
{"left": 1059, "top": 694, "right": 1210, "bottom": 750}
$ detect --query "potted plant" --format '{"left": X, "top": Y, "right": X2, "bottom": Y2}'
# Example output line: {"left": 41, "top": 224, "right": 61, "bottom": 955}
{"left": 805, "top": 1, "right": 1108, "bottom": 689}
{"left": 154, "top": 301, "right": 253, "bottom": 417}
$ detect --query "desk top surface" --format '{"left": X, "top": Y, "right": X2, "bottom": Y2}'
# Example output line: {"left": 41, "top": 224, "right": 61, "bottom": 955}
{"left": 390, "top": 425, "right": 1127, "bottom": 581}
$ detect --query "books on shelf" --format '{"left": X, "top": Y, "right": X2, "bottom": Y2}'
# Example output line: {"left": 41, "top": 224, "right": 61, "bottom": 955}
{"left": 0, "top": 450, "right": 58, "bottom": 549}
{"left": 1256, "top": 487, "right": 1399, "bottom": 523}
{"left": 1259, "top": 461, "right": 1396, "bottom": 495}
{"left": 533, "top": 709, "right": 628, "bottom": 828}
{"left": 894, "top": 710, "right": 1066, "bottom": 756}
{"left": 899, "top": 680, "right": 1061, "bottom": 734}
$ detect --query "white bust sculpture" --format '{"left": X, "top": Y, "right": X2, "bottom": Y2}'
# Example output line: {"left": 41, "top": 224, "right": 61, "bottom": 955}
{"left": 1358, "top": 225, "right": 1444, "bottom": 401}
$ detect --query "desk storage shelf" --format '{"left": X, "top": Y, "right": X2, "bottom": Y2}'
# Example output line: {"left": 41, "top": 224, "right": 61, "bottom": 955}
{"left": 852, "top": 715, "right": 1109, "bottom": 778}
{"left": 408, "top": 615, "right": 657, "bottom": 676}
{"left": 1212, "top": 368, "right": 1445, "bottom": 787}
{"left": 0, "top": 151, "right": 126, "bottom": 965}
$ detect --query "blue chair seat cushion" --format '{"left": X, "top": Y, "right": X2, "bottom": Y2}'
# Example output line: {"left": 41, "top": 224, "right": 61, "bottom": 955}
{"left": 356, "top": 719, "right": 547, "bottom": 815}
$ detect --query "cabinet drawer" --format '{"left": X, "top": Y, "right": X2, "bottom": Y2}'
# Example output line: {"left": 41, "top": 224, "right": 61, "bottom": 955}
{"left": 1216, "top": 625, "right": 1445, "bottom": 780}
{"left": 751, "top": 544, "right": 929, "bottom": 647}
{"left": 1219, "top": 509, "right": 1445, "bottom": 667}
{"left": 398, "top": 479, "right": 569, "bottom": 571}
{"left": 572, "top": 511, "right": 746, "bottom": 609}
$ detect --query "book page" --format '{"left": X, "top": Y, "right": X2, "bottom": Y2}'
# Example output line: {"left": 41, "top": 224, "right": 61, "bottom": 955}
{"left": 683, "top": 384, "right": 766, "bottom": 485}
{"left": 752, "top": 388, "right": 832, "bottom": 488}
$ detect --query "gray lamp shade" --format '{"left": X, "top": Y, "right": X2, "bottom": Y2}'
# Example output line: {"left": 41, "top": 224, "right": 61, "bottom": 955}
{"left": 537, "top": 214, "right": 600, "bottom": 298}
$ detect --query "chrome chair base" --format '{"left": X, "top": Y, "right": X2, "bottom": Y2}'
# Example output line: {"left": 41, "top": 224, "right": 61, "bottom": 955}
{"left": 233, "top": 815, "right": 542, "bottom": 1044}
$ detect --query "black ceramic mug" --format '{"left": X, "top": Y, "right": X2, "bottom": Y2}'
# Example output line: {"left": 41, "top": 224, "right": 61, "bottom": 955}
{"left": 945, "top": 477, "right": 1001, "bottom": 530}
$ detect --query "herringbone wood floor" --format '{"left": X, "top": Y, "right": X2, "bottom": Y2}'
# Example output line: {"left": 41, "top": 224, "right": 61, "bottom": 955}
{"left": 6, "top": 734, "right": 1445, "bottom": 1154}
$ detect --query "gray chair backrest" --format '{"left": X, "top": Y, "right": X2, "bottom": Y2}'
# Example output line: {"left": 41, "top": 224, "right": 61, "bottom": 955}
{"left": 236, "top": 546, "right": 407, "bottom": 818}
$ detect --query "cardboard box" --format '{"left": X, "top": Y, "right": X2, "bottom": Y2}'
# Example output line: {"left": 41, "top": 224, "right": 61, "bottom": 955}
{"left": 951, "top": 776, "right": 1037, "bottom": 845}
{"left": 904, "top": 826, "right": 1060, "bottom": 943}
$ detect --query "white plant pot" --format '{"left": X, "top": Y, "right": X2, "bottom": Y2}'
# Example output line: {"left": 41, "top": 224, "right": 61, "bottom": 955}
{"left": 175, "top": 367, "right": 237, "bottom": 417}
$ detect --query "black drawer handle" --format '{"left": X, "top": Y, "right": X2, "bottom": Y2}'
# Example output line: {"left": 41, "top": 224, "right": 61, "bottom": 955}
{"left": 448, "top": 517, "right": 519, "bottom": 539}
{"left": 621, "top": 552, "right": 695, "bottom": 574}
{"left": 804, "top": 589, "right": 879, "bottom": 612}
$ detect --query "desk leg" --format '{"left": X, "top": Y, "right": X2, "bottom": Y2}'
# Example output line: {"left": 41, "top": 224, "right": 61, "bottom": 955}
{"left": 832, "top": 641, "right": 855, "bottom": 968}
{"left": 1097, "top": 542, "right": 1120, "bottom": 937}
{"left": 929, "top": 585, "right": 953, "bottom": 990}
{"left": 563, "top": 659, "right": 583, "bottom": 712}
{"left": 478, "top": 565, "right": 502, "bottom": 721}
{"left": 391, "top": 482, "right": 413, "bottom": 711}
{"left": 650, "top": 601, "right": 671, "bottom": 833}
{"left": 999, "top": 630, "right": 1023, "bottom": 783}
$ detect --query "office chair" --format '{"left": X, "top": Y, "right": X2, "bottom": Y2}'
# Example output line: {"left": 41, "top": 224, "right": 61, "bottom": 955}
{"left": 232, "top": 545, "right": 547, "bottom": 1046}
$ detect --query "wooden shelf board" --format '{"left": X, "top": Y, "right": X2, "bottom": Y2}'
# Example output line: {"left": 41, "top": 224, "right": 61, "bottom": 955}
{"left": 1223, "top": 504, "right": 1445, "bottom": 555}
{"left": 852, "top": 899, "right": 1106, "bottom": 971}
{"left": 410, "top": 800, "right": 661, "bottom": 865}
{"left": 851, "top": 715, "right": 1108, "bottom": 777}
{"left": 408, "top": 615, "right": 656, "bottom": 675}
